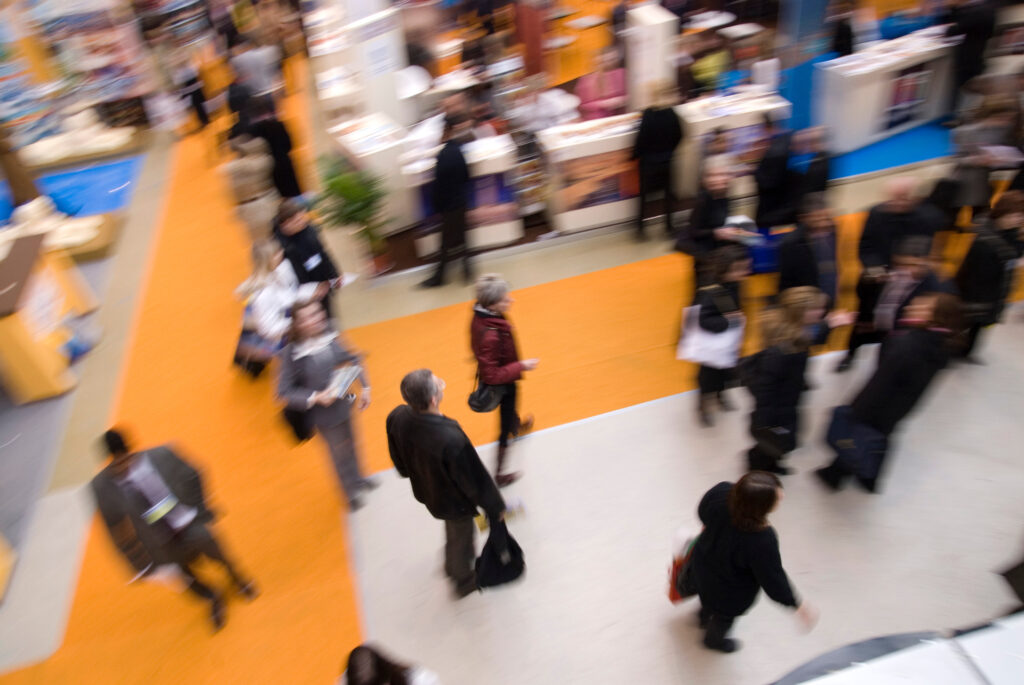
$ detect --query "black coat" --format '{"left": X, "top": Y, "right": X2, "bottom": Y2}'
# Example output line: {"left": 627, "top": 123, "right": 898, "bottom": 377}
{"left": 432, "top": 139, "right": 470, "bottom": 213}
{"left": 851, "top": 327, "right": 948, "bottom": 436}
{"left": 858, "top": 204, "right": 940, "bottom": 269}
{"left": 801, "top": 153, "right": 831, "bottom": 197}
{"left": 777, "top": 223, "right": 838, "bottom": 299}
{"left": 277, "top": 223, "right": 340, "bottom": 284}
{"left": 696, "top": 281, "right": 741, "bottom": 333}
{"left": 945, "top": 1, "right": 997, "bottom": 80}
{"left": 688, "top": 189, "right": 731, "bottom": 254}
{"left": 386, "top": 405, "right": 505, "bottom": 521}
{"left": 754, "top": 131, "right": 794, "bottom": 228}
{"left": 749, "top": 345, "right": 809, "bottom": 432}
{"left": 691, "top": 482, "right": 799, "bottom": 617}
{"left": 956, "top": 223, "right": 1019, "bottom": 323}
{"left": 249, "top": 118, "right": 302, "bottom": 198}
{"left": 632, "top": 106, "right": 684, "bottom": 167}
{"left": 830, "top": 18, "right": 854, "bottom": 57}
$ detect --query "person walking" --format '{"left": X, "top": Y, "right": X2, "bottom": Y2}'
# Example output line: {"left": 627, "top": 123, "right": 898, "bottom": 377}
{"left": 421, "top": 115, "right": 474, "bottom": 288}
{"left": 683, "top": 473, "right": 817, "bottom": 653}
{"left": 777, "top": 194, "right": 839, "bottom": 311}
{"left": 386, "top": 369, "right": 506, "bottom": 599}
{"left": 951, "top": 95, "right": 1018, "bottom": 220}
{"left": 955, "top": 191, "right": 1023, "bottom": 362}
{"left": 632, "top": 80, "right": 685, "bottom": 240}
{"left": 224, "top": 135, "right": 280, "bottom": 248}
{"left": 277, "top": 300, "right": 376, "bottom": 510}
{"left": 816, "top": 292, "right": 960, "bottom": 492}
{"left": 943, "top": 0, "right": 997, "bottom": 123}
{"left": 274, "top": 199, "right": 342, "bottom": 318}
{"left": 754, "top": 115, "right": 795, "bottom": 230}
{"left": 247, "top": 96, "right": 302, "bottom": 198}
{"left": 691, "top": 246, "right": 750, "bottom": 427}
{"left": 91, "top": 429, "right": 258, "bottom": 631}
{"left": 470, "top": 275, "right": 538, "bottom": 486}
{"left": 684, "top": 161, "right": 750, "bottom": 290}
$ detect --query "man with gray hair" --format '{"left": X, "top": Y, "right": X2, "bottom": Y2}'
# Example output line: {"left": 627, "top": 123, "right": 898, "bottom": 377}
{"left": 386, "top": 370, "right": 506, "bottom": 598}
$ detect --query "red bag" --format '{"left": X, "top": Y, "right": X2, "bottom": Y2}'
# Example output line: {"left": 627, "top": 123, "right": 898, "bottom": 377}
{"left": 667, "top": 531, "right": 699, "bottom": 604}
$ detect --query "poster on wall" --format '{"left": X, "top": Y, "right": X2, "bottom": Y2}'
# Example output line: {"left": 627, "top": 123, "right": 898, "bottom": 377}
{"left": 882, "top": 62, "right": 931, "bottom": 131}
{"left": 554, "top": 149, "right": 638, "bottom": 212}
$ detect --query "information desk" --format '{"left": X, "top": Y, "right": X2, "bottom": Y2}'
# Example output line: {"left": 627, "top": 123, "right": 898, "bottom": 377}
{"left": 401, "top": 134, "right": 524, "bottom": 256}
{"left": 676, "top": 91, "right": 792, "bottom": 198}
{"left": 814, "top": 27, "right": 956, "bottom": 154}
{"left": 535, "top": 112, "right": 641, "bottom": 234}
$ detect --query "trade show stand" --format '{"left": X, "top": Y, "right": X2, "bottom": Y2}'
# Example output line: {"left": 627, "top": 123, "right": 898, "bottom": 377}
{"left": 814, "top": 27, "right": 956, "bottom": 155}
{"left": 402, "top": 133, "right": 525, "bottom": 256}
{"left": 676, "top": 90, "right": 792, "bottom": 198}
{"left": 535, "top": 112, "right": 641, "bottom": 234}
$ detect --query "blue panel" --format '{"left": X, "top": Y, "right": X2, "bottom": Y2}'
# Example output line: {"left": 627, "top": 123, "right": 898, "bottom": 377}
{"left": 0, "top": 155, "right": 145, "bottom": 222}
{"left": 832, "top": 120, "right": 952, "bottom": 179}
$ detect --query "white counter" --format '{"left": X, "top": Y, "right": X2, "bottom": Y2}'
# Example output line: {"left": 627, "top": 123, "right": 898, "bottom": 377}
{"left": 814, "top": 28, "right": 956, "bottom": 154}
{"left": 536, "top": 112, "right": 642, "bottom": 233}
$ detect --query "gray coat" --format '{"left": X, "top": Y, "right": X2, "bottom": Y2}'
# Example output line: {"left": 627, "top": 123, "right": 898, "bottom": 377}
{"left": 277, "top": 339, "right": 366, "bottom": 428}
{"left": 953, "top": 121, "right": 1012, "bottom": 208}
{"left": 91, "top": 446, "right": 213, "bottom": 573}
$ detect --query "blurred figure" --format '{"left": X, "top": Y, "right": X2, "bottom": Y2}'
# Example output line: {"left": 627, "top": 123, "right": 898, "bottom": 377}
{"left": 690, "top": 30, "right": 730, "bottom": 94}
{"left": 470, "top": 275, "right": 538, "bottom": 486}
{"left": 224, "top": 135, "right": 280, "bottom": 247}
{"left": 754, "top": 115, "right": 795, "bottom": 230}
{"left": 682, "top": 473, "right": 817, "bottom": 653}
{"left": 702, "top": 127, "right": 739, "bottom": 176}
{"left": 778, "top": 194, "right": 839, "bottom": 312}
{"left": 247, "top": 96, "right": 302, "bottom": 198}
{"left": 386, "top": 370, "right": 506, "bottom": 599}
{"left": 229, "top": 38, "right": 282, "bottom": 100}
{"left": 171, "top": 47, "right": 209, "bottom": 132}
{"left": 836, "top": 179, "right": 940, "bottom": 372}
{"left": 685, "top": 162, "right": 748, "bottom": 286}
{"left": 277, "top": 301, "right": 375, "bottom": 510}
{"left": 226, "top": 66, "right": 254, "bottom": 138}
{"left": 611, "top": 0, "right": 629, "bottom": 47}
{"left": 951, "top": 95, "right": 1018, "bottom": 220}
{"left": 817, "top": 293, "right": 960, "bottom": 492}
{"left": 943, "top": 0, "right": 997, "bottom": 123}
{"left": 576, "top": 46, "right": 627, "bottom": 121}
{"left": 275, "top": 199, "right": 341, "bottom": 319}
{"left": 421, "top": 115, "right": 474, "bottom": 288}
{"left": 955, "top": 190, "right": 1024, "bottom": 362}
{"left": 342, "top": 644, "right": 441, "bottom": 685}
{"left": 827, "top": 0, "right": 856, "bottom": 57}
{"left": 632, "top": 81, "right": 685, "bottom": 240}
{"left": 795, "top": 127, "right": 832, "bottom": 203}
{"left": 745, "top": 290, "right": 818, "bottom": 474}
{"left": 91, "top": 429, "right": 258, "bottom": 632}
{"left": 237, "top": 240, "right": 325, "bottom": 349}
{"left": 694, "top": 245, "right": 750, "bottom": 427}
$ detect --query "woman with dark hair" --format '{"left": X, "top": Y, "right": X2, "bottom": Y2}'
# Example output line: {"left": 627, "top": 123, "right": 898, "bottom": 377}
{"left": 470, "top": 274, "right": 538, "bottom": 486}
{"left": 686, "top": 473, "right": 817, "bottom": 653}
{"left": 816, "top": 292, "right": 960, "bottom": 493}
{"left": 246, "top": 95, "right": 303, "bottom": 198}
{"left": 277, "top": 300, "right": 375, "bottom": 510}
{"left": 691, "top": 245, "right": 750, "bottom": 427}
{"left": 275, "top": 198, "right": 342, "bottom": 318}
{"left": 341, "top": 644, "right": 440, "bottom": 685}
{"left": 956, "top": 190, "right": 1024, "bottom": 362}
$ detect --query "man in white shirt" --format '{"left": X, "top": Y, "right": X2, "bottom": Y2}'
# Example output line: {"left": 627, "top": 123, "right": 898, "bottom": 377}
{"left": 91, "top": 430, "right": 258, "bottom": 631}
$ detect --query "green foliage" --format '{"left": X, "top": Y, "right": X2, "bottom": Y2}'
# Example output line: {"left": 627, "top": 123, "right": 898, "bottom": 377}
{"left": 316, "top": 157, "right": 390, "bottom": 255}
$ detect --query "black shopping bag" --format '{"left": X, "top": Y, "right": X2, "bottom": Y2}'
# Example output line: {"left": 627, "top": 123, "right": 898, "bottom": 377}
{"left": 476, "top": 519, "right": 525, "bottom": 588}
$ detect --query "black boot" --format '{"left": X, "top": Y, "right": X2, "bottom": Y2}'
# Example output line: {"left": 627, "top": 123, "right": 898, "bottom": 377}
{"left": 814, "top": 463, "right": 844, "bottom": 491}
{"left": 703, "top": 613, "right": 739, "bottom": 653}
{"left": 495, "top": 445, "right": 520, "bottom": 487}
{"left": 698, "top": 396, "right": 714, "bottom": 427}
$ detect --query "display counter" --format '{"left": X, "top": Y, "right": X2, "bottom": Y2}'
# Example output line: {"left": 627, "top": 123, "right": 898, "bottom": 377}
{"left": 536, "top": 112, "right": 641, "bottom": 234}
{"left": 814, "top": 27, "right": 956, "bottom": 154}
{"left": 401, "top": 133, "right": 525, "bottom": 256}
{"left": 676, "top": 90, "right": 792, "bottom": 198}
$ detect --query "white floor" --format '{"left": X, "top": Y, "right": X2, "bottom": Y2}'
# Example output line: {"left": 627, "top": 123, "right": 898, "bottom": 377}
{"left": 350, "top": 325, "right": 1024, "bottom": 685}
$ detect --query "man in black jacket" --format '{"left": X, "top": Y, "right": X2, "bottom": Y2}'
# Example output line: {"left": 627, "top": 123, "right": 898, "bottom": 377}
{"left": 387, "top": 369, "right": 506, "bottom": 598}
{"left": 777, "top": 194, "right": 839, "bottom": 308}
{"left": 91, "top": 430, "right": 257, "bottom": 631}
{"left": 836, "top": 179, "right": 941, "bottom": 372}
{"left": 944, "top": 0, "right": 997, "bottom": 121}
{"left": 754, "top": 115, "right": 795, "bottom": 230}
{"left": 421, "top": 115, "right": 474, "bottom": 288}
{"left": 275, "top": 198, "right": 342, "bottom": 318}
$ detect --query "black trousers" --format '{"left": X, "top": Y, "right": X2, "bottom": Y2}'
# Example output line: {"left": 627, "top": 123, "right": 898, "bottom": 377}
{"left": 183, "top": 79, "right": 209, "bottom": 129}
{"left": 845, "top": 275, "right": 885, "bottom": 358}
{"left": 637, "top": 161, "right": 676, "bottom": 237}
{"left": 498, "top": 382, "right": 520, "bottom": 449}
{"left": 444, "top": 516, "right": 477, "bottom": 590}
{"left": 165, "top": 522, "right": 245, "bottom": 601}
{"left": 697, "top": 365, "right": 732, "bottom": 397}
{"left": 698, "top": 604, "right": 737, "bottom": 647}
{"left": 431, "top": 208, "right": 472, "bottom": 283}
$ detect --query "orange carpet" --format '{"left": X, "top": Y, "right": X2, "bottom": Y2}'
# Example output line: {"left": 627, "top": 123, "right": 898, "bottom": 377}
{"left": 2, "top": 55, "right": 1020, "bottom": 683}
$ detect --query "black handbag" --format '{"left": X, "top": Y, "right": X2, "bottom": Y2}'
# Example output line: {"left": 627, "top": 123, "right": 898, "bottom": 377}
{"left": 281, "top": 407, "right": 315, "bottom": 443}
{"left": 475, "top": 519, "right": 525, "bottom": 589}
{"left": 468, "top": 372, "right": 505, "bottom": 413}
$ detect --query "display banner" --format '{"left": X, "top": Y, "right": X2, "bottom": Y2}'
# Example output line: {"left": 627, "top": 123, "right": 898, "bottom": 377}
{"left": 554, "top": 149, "right": 638, "bottom": 212}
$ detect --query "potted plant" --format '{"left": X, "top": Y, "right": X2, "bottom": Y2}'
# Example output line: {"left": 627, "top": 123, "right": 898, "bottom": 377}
{"left": 317, "top": 157, "right": 394, "bottom": 274}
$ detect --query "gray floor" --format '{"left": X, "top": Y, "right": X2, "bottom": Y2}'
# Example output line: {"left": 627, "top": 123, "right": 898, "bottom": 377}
{"left": 350, "top": 326, "right": 1024, "bottom": 685}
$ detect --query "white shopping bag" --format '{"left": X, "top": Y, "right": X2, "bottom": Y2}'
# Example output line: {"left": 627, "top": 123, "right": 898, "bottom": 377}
{"left": 676, "top": 305, "right": 745, "bottom": 369}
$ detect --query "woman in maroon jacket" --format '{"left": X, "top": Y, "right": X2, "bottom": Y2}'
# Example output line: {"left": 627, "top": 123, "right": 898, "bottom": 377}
{"left": 470, "top": 274, "right": 539, "bottom": 486}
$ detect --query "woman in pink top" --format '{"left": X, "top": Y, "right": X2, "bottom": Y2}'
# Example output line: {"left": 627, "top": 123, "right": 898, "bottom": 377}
{"left": 576, "top": 46, "right": 628, "bottom": 120}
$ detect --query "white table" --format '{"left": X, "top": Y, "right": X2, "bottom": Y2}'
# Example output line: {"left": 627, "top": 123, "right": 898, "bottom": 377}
{"left": 814, "top": 28, "right": 956, "bottom": 154}
{"left": 686, "top": 11, "right": 736, "bottom": 32}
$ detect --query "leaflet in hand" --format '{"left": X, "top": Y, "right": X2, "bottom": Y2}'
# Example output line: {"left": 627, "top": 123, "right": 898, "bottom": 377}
{"left": 328, "top": 364, "right": 363, "bottom": 399}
